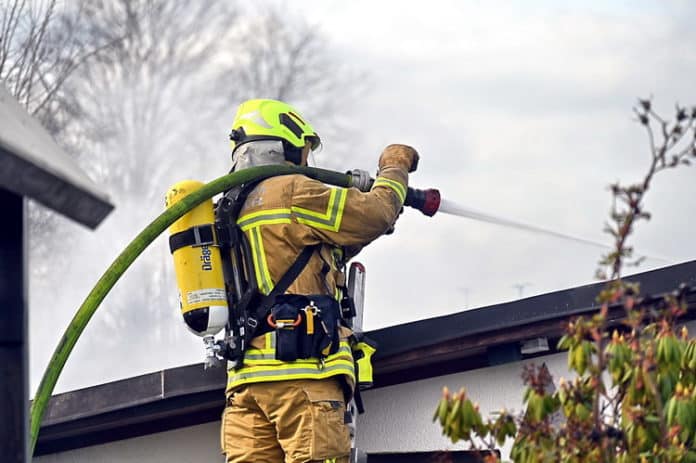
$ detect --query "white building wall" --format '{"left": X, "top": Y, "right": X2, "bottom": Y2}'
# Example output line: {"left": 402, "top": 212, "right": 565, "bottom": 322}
{"left": 34, "top": 422, "right": 222, "bottom": 463}
{"left": 355, "top": 352, "right": 568, "bottom": 458}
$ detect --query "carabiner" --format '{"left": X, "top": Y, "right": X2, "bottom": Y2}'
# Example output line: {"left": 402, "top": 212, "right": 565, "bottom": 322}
{"left": 267, "top": 313, "right": 302, "bottom": 329}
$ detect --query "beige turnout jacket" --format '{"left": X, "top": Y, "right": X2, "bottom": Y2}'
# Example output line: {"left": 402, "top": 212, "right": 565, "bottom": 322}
{"left": 236, "top": 144, "right": 415, "bottom": 301}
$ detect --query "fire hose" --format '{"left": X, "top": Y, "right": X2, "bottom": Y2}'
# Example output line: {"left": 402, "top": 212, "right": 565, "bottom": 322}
{"left": 29, "top": 164, "right": 439, "bottom": 453}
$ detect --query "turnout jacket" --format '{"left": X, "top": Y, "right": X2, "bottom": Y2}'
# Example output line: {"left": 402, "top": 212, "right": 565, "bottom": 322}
{"left": 225, "top": 144, "right": 415, "bottom": 393}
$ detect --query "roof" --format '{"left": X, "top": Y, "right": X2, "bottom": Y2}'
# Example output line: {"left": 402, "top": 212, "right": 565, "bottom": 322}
{"left": 0, "top": 85, "right": 113, "bottom": 228}
{"left": 35, "top": 260, "right": 696, "bottom": 455}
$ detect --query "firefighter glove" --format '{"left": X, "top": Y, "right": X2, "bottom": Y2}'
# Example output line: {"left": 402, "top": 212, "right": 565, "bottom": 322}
{"left": 378, "top": 144, "right": 419, "bottom": 173}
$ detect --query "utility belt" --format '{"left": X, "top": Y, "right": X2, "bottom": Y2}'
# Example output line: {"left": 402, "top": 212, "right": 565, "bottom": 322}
{"left": 250, "top": 294, "right": 376, "bottom": 395}
{"left": 263, "top": 294, "right": 341, "bottom": 362}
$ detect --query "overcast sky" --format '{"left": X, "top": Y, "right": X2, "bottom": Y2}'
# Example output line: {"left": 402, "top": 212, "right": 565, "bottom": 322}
{"left": 293, "top": 0, "right": 696, "bottom": 323}
{"left": 29, "top": 0, "right": 696, "bottom": 393}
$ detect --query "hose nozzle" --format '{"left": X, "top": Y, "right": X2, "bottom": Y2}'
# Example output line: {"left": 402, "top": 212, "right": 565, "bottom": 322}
{"left": 405, "top": 188, "right": 441, "bottom": 217}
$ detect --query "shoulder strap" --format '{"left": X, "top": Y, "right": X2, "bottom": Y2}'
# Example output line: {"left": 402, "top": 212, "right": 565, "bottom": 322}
{"left": 216, "top": 179, "right": 319, "bottom": 364}
{"left": 256, "top": 244, "right": 319, "bottom": 312}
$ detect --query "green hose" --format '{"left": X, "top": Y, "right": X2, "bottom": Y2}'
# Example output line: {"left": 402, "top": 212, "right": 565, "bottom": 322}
{"left": 30, "top": 165, "right": 353, "bottom": 454}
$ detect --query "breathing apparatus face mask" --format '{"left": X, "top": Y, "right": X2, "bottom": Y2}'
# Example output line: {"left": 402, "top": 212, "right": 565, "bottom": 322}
{"left": 230, "top": 140, "right": 287, "bottom": 172}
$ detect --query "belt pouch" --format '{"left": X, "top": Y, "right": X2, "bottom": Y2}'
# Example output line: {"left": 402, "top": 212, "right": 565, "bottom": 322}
{"left": 271, "top": 303, "right": 301, "bottom": 361}
{"left": 311, "top": 297, "right": 340, "bottom": 357}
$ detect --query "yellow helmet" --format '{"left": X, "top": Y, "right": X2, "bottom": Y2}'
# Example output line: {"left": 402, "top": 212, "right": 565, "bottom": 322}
{"left": 229, "top": 99, "right": 320, "bottom": 153}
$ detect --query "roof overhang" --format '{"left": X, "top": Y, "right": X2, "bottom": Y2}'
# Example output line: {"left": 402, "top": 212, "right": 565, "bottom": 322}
{"left": 0, "top": 86, "right": 113, "bottom": 228}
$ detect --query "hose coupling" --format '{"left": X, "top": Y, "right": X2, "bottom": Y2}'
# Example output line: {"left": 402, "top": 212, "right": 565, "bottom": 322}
{"left": 349, "top": 169, "right": 374, "bottom": 192}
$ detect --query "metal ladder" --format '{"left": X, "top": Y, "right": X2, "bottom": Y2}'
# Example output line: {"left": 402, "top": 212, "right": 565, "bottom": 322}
{"left": 346, "top": 262, "right": 368, "bottom": 463}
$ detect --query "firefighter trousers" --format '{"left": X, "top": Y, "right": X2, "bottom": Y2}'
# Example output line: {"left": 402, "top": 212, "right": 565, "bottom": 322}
{"left": 221, "top": 378, "right": 351, "bottom": 463}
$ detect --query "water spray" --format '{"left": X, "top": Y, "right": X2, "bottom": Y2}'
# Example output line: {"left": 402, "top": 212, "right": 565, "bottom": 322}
{"left": 351, "top": 168, "right": 668, "bottom": 262}
{"left": 401, "top": 185, "right": 669, "bottom": 263}
{"left": 438, "top": 198, "right": 609, "bottom": 249}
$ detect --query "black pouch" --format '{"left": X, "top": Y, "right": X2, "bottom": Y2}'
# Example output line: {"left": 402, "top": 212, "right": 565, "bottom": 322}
{"left": 270, "top": 295, "right": 342, "bottom": 361}
{"left": 308, "top": 296, "right": 341, "bottom": 358}
{"left": 270, "top": 302, "right": 302, "bottom": 361}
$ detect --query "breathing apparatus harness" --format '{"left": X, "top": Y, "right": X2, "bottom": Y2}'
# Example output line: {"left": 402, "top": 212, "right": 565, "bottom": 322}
{"left": 212, "top": 176, "right": 376, "bottom": 418}
{"left": 213, "top": 180, "right": 325, "bottom": 368}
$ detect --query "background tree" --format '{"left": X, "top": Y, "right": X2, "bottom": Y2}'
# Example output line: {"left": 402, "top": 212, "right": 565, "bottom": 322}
{"left": 433, "top": 101, "right": 696, "bottom": 463}
{"left": 1, "top": 0, "right": 124, "bottom": 277}
{"left": 0, "top": 0, "right": 121, "bottom": 132}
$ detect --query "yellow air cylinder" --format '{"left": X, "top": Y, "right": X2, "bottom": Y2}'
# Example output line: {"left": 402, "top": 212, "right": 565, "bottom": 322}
{"left": 165, "top": 180, "right": 228, "bottom": 337}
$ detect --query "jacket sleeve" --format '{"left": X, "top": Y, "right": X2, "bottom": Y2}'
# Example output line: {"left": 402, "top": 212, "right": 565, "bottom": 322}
{"left": 290, "top": 151, "right": 412, "bottom": 249}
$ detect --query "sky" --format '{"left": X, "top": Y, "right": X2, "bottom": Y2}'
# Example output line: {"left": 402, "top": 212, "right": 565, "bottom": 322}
{"left": 28, "top": 0, "right": 696, "bottom": 393}
{"left": 291, "top": 0, "right": 696, "bottom": 322}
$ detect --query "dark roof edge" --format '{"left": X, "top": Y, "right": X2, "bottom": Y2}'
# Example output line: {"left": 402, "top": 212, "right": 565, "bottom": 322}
{"left": 40, "top": 364, "right": 225, "bottom": 427}
{"left": 0, "top": 147, "right": 113, "bottom": 228}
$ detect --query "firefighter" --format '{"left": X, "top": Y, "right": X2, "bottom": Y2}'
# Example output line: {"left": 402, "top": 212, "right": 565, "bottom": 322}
{"left": 220, "top": 99, "right": 419, "bottom": 463}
